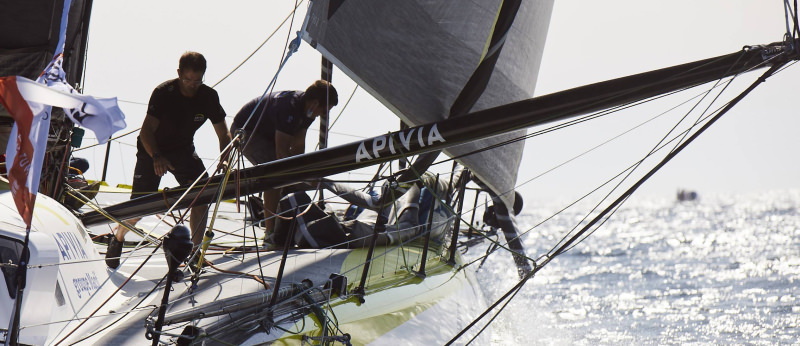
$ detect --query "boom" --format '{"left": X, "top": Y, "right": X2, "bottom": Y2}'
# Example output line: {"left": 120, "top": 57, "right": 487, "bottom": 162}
{"left": 80, "top": 40, "right": 799, "bottom": 226}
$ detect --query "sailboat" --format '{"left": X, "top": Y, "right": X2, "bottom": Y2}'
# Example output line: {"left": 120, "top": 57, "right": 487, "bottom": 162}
{"left": 2, "top": 0, "right": 799, "bottom": 345}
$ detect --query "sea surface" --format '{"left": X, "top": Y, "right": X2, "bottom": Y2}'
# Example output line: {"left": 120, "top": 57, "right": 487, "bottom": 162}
{"left": 468, "top": 190, "right": 800, "bottom": 345}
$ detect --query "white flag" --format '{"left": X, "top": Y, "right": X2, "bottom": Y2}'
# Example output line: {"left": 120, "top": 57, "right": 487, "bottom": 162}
{"left": 1, "top": 76, "right": 127, "bottom": 225}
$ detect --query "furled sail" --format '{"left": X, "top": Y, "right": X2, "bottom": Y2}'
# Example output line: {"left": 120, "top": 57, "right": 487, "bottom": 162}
{"left": 302, "top": 0, "right": 554, "bottom": 208}
{"left": 0, "top": 0, "right": 91, "bottom": 87}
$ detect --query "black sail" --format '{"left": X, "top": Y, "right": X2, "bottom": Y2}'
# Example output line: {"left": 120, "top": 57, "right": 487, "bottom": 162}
{"left": 301, "top": 0, "right": 555, "bottom": 208}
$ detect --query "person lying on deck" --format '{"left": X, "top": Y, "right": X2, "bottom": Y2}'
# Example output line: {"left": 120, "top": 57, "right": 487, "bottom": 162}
{"left": 269, "top": 168, "right": 463, "bottom": 249}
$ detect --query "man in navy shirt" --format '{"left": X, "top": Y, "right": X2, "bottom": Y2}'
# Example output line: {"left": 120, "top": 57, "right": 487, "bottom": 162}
{"left": 106, "top": 52, "right": 231, "bottom": 269}
{"left": 230, "top": 80, "right": 338, "bottom": 241}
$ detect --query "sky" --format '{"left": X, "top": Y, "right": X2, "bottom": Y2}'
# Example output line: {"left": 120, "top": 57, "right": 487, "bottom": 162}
{"left": 77, "top": 1, "right": 800, "bottom": 205}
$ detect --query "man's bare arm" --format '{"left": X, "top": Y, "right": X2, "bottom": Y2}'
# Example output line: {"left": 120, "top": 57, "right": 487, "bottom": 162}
{"left": 140, "top": 114, "right": 174, "bottom": 176}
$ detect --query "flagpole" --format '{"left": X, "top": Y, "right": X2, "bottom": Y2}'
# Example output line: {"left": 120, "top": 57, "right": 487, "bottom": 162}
{"left": 101, "top": 141, "right": 111, "bottom": 181}
{"left": 5, "top": 227, "right": 31, "bottom": 346}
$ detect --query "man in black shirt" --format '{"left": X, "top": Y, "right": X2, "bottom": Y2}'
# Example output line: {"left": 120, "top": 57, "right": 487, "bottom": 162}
{"left": 106, "top": 52, "right": 231, "bottom": 269}
{"left": 230, "top": 80, "right": 338, "bottom": 241}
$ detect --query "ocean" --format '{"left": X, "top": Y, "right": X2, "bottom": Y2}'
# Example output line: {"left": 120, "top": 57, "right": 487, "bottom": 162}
{"left": 470, "top": 190, "right": 800, "bottom": 345}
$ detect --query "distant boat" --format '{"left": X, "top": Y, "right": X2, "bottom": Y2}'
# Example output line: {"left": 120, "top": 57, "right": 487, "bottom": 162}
{"left": 677, "top": 189, "right": 699, "bottom": 202}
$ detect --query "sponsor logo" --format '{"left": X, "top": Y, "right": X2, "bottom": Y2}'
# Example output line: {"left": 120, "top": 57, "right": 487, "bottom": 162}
{"left": 72, "top": 272, "right": 101, "bottom": 299}
{"left": 194, "top": 113, "right": 205, "bottom": 122}
{"left": 356, "top": 124, "right": 445, "bottom": 162}
{"left": 55, "top": 231, "right": 89, "bottom": 261}
{"left": 66, "top": 102, "right": 94, "bottom": 124}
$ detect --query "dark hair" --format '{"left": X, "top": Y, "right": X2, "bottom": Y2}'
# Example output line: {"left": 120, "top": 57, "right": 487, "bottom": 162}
{"left": 179, "top": 51, "right": 207, "bottom": 73}
{"left": 303, "top": 80, "right": 338, "bottom": 107}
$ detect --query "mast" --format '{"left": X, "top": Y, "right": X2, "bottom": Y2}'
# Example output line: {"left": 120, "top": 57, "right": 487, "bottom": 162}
{"left": 80, "top": 40, "right": 799, "bottom": 226}
{"left": 317, "top": 57, "right": 333, "bottom": 202}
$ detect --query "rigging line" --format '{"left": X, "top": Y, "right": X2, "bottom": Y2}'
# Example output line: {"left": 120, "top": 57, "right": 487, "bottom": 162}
{"left": 336, "top": 232, "right": 438, "bottom": 282}
{"left": 786, "top": 0, "right": 800, "bottom": 44}
{"left": 785, "top": 0, "right": 794, "bottom": 40}
{"left": 559, "top": 54, "right": 747, "bottom": 251}
{"left": 327, "top": 85, "right": 358, "bottom": 130}
{"left": 461, "top": 199, "right": 621, "bottom": 345}
{"left": 537, "top": 96, "right": 736, "bottom": 254}
{"left": 79, "top": 19, "right": 89, "bottom": 92}
{"left": 464, "top": 273, "right": 526, "bottom": 345}
{"left": 230, "top": 0, "right": 301, "bottom": 154}
{"left": 510, "top": 86, "right": 710, "bottom": 191}
{"left": 461, "top": 108, "right": 754, "bottom": 344}
{"left": 208, "top": 0, "right": 305, "bottom": 89}
{"left": 278, "top": 0, "right": 300, "bottom": 70}
{"left": 668, "top": 78, "right": 739, "bottom": 157}
{"left": 554, "top": 48, "right": 794, "bottom": 247}
{"left": 460, "top": 100, "right": 734, "bottom": 271}
{"left": 52, "top": 243, "right": 165, "bottom": 346}
{"left": 250, "top": 218, "right": 269, "bottom": 285}
{"left": 464, "top": 50, "right": 747, "bottom": 146}
{"left": 117, "top": 99, "right": 148, "bottom": 106}
{"left": 775, "top": 59, "right": 799, "bottom": 74}
{"left": 436, "top": 83, "right": 703, "bottom": 167}
{"left": 453, "top": 47, "right": 777, "bottom": 163}
{"left": 360, "top": 166, "right": 487, "bottom": 243}
{"left": 82, "top": 4, "right": 304, "bottom": 143}
{"left": 64, "top": 276, "right": 166, "bottom": 345}
{"left": 64, "top": 185, "right": 161, "bottom": 245}
{"left": 446, "top": 57, "right": 784, "bottom": 224}
{"left": 556, "top": 195, "right": 630, "bottom": 256}
{"left": 311, "top": 128, "right": 372, "bottom": 139}
{"left": 667, "top": 52, "right": 753, "bottom": 156}
{"left": 21, "top": 303, "right": 160, "bottom": 330}
{"left": 538, "top": 106, "right": 722, "bottom": 253}
{"left": 123, "top": 138, "right": 242, "bottom": 256}
{"left": 550, "top": 63, "right": 785, "bottom": 260}
{"left": 235, "top": 33, "right": 301, "bottom": 143}
{"left": 446, "top": 269, "right": 535, "bottom": 345}
{"left": 73, "top": 127, "right": 140, "bottom": 151}
{"left": 314, "top": 85, "right": 359, "bottom": 151}
{"left": 795, "top": 0, "right": 800, "bottom": 41}
{"left": 436, "top": 82, "right": 726, "bottom": 225}
{"left": 445, "top": 57, "right": 786, "bottom": 232}
{"left": 489, "top": 44, "right": 778, "bottom": 151}
{"left": 219, "top": 174, "right": 397, "bottom": 240}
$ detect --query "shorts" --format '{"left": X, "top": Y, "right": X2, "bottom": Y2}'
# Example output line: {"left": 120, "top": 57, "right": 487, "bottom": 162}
{"left": 231, "top": 119, "right": 276, "bottom": 165}
{"left": 130, "top": 142, "right": 208, "bottom": 199}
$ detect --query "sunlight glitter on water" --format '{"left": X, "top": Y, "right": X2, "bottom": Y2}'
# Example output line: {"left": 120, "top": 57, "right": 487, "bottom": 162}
{"left": 468, "top": 190, "right": 800, "bottom": 345}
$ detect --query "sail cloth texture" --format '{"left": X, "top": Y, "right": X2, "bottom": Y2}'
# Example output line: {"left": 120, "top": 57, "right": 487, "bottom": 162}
{"left": 302, "top": 0, "right": 554, "bottom": 208}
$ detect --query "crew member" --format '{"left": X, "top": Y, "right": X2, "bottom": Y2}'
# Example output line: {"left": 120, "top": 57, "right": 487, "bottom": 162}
{"left": 230, "top": 80, "right": 338, "bottom": 241}
{"left": 106, "top": 51, "right": 231, "bottom": 269}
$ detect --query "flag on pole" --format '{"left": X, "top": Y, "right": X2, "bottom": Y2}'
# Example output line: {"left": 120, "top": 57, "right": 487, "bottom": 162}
{"left": 0, "top": 77, "right": 46, "bottom": 227}
{"left": 1, "top": 75, "right": 126, "bottom": 227}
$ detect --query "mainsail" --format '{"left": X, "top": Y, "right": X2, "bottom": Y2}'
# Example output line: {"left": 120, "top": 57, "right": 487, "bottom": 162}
{"left": 301, "top": 0, "right": 554, "bottom": 208}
